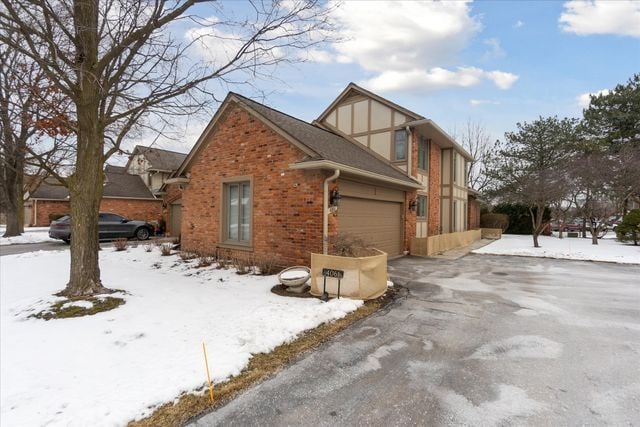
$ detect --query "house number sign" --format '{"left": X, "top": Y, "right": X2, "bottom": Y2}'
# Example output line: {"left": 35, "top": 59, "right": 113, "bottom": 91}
{"left": 320, "top": 268, "right": 344, "bottom": 301}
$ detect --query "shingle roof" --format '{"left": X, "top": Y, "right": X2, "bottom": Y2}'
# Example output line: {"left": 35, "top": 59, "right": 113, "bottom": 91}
{"left": 31, "top": 167, "right": 156, "bottom": 200}
{"left": 103, "top": 165, "right": 156, "bottom": 199}
{"left": 30, "top": 178, "right": 69, "bottom": 200}
{"left": 133, "top": 145, "right": 187, "bottom": 172}
{"left": 232, "top": 93, "right": 417, "bottom": 185}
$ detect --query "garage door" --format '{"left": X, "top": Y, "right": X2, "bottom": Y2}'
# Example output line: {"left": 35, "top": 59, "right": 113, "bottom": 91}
{"left": 170, "top": 201, "right": 182, "bottom": 237}
{"left": 339, "top": 197, "right": 403, "bottom": 256}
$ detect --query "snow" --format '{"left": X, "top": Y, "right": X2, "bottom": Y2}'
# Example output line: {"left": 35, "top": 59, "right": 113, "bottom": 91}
{"left": 0, "top": 247, "right": 363, "bottom": 426}
{"left": 468, "top": 335, "right": 563, "bottom": 360}
{"left": 61, "top": 300, "right": 94, "bottom": 310}
{"left": 280, "top": 269, "right": 309, "bottom": 280}
{"left": 473, "top": 234, "right": 640, "bottom": 264}
{"left": 0, "top": 226, "right": 56, "bottom": 245}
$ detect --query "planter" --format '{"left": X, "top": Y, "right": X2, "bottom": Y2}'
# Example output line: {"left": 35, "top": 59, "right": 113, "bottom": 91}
{"left": 278, "top": 266, "right": 311, "bottom": 293}
{"left": 310, "top": 250, "right": 387, "bottom": 300}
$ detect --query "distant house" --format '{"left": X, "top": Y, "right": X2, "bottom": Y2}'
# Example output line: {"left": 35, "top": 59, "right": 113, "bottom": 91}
{"left": 125, "top": 146, "right": 187, "bottom": 196}
{"left": 162, "top": 83, "right": 479, "bottom": 265}
{"left": 25, "top": 166, "right": 162, "bottom": 226}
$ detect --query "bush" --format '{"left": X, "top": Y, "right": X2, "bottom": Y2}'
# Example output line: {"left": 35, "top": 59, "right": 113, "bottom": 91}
{"left": 159, "top": 242, "right": 173, "bottom": 256}
{"left": 480, "top": 213, "right": 509, "bottom": 232}
{"left": 492, "top": 203, "right": 551, "bottom": 235}
{"left": 113, "top": 238, "right": 128, "bottom": 251}
{"left": 254, "top": 255, "right": 282, "bottom": 275}
{"left": 616, "top": 209, "right": 640, "bottom": 245}
{"left": 143, "top": 244, "right": 153, "bottom": 252}
{"left": 233, "top": 255, "right": 253, "bottom": 275}
{"left": 48, "top": 213, "right": 67, "bottom": 223}
{"left": 179, "top": 251, "right": 198, "bottom": 262}
{"left": 330, "top": 233, "right": 379, "bottom": 257}
{"left": 197, "top": 253, "right": 214, "bottom": 267}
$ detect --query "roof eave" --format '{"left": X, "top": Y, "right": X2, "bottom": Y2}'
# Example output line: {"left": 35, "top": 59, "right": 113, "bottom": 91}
{"left": 405, "top": 119, "right": 474, "bottom": 160}
{"left": 289, "top": 160, "right": 423, "bottom": 190}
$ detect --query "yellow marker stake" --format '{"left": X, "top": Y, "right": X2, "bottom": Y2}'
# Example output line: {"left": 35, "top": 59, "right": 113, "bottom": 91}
{"left": 202, "top": 341, "right": 214, "bottom": 403}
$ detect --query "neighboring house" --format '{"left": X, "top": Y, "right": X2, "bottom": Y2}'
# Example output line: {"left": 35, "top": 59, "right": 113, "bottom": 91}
{"left": 164, "top": 83, "right": 478, "bottom": 265}
{"left": 125, "top": 145, "right": 187, "bottom": 196}
{"left": 25, "top": 165, "right": 162, "bottom": 226}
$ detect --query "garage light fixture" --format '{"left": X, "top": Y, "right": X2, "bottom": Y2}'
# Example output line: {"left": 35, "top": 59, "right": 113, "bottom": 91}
{"left": 409, "top": 198, "right": 418, "bottom": 212}
{"left": 329, "top": 189, "right": 342, "bottom": 207}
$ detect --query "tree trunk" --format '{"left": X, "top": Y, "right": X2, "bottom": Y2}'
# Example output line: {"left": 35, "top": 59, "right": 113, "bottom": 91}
{"left": 530, "top": 206, "right": 541, "bottom": 248}
{"left": 2, "top": 153, "right": 24, "bottom": 237}
{"left": 60, "top": 0, "right": 111, "bottom": 297}
{"left": 591, "top": 229, "right": 598, "bottom": 245}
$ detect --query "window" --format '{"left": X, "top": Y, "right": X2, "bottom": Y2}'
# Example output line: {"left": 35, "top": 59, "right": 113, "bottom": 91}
{"left": 99, "top": 213, "right": 124, "bottom": 222}
{"left": 394, "top": 130, "right": 407, "bottom": 161}
{"left": 223, "top": 180, "right": 251, "bottom": 244}
{"left": 418, "top": 137, "right": 428, "bottom": 171}
{"left": 417, "top": 195, "right": 427, "bottom": 219}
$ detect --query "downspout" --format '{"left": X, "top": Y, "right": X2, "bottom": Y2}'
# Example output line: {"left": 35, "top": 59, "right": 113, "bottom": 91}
{"left": 405, "top": 126, "right": 412, "bottom": 177}
{"left": 323, "top": 169, "right": 340, "bottom": 255}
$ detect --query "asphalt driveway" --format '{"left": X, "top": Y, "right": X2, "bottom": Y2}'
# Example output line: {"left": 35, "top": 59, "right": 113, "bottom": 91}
{"left": 191, "top": 254, "right": 640, "bottom": 426}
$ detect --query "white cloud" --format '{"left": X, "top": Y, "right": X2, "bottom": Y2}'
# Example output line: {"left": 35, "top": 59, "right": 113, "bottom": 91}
{"left": 576, "top": 89, "right": 610, "bottom": 108}
{"left": 330, "top": 1, "right": 482, "bottom": 72}
{"left": 325, "top": 1, "right": 518, "bottom": 93}
{"left": 298, "top": 49, "right": 333, "bottom": 64}
{"left": 559, "top": 0, "right": 640, "bottom": 37}
{"left": 482, "top": 38, "right": 506, "bottom": 61}
{"left": 361, "top": 67, "right": 518, "bottom": 93}
{"left": 470, "top": 99, "right": 500, "bottom": 106}
{"left": 514, "top": 20, "right": 525, "bottom": 28}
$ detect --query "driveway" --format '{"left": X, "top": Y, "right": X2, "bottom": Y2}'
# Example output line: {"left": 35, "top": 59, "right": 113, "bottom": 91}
{"left": 190, "top": 254, "right": 640, "bottom": 426}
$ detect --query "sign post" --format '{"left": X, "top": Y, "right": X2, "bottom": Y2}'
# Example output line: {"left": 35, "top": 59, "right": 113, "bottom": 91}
{"left": 321, "top": 268, "right": 345, "bottom": 301}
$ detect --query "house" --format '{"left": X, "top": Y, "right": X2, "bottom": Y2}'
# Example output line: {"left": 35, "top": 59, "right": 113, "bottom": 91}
{"left": 25, "top": 165, "right": 163, "bottom": 226}
{"left": 125, "top": 145, "right": 187, "bottom": 196}
{"left": 164, "top": 83, "right": 478, "bottom": 265}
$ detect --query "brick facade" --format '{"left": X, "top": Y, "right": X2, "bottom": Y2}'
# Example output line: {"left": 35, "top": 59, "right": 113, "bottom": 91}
{"left": 427, "top": 140, "right": 441, "bottom": 235}
{"left": 30, "top": 198, "right": 162, "bottom": 226}
{"left": 180, "top": 104, "right": 328, "bottom": 266}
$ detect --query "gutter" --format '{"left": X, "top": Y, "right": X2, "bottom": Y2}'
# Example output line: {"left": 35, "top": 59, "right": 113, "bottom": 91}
{"left": 289, "top": 160, "right": 423, "bottom": 189}
{"left": 323, "top": 169, "right": 340, "bottom": 255}
{"left": 404, "top": 118, "right": 473, "bottom": 160}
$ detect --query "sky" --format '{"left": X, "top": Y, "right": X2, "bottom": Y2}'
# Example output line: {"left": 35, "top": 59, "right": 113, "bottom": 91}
{"left": 116, "top": 0, "right": 640, "bottom": 160}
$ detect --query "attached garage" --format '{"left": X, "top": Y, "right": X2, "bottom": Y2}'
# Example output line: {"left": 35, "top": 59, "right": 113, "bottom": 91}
{"left": 338, "top": 180, "right": 405, "bottom": 256}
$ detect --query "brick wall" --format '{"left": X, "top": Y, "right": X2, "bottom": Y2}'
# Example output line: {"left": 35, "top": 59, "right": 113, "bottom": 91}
{"left": 180, "top": 104, "right": 327, "bottom": 266}
{"left": 31, "top": 198, "right": 161, "bottom": 226}
{"left": 428, "top": 141, "right": 441, "bottom": 235}
{"left": 404, "top": 190, "right": 417, "bottom": 251}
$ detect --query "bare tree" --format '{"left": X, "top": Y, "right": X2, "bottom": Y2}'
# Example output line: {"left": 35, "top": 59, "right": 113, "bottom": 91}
{"left": 451, "top": 120, "right": 496, "bottom": 194}
{"left": 0, "top": 44, "right": 72, "bottom": 237}
{"left": 0, "top": 0, "right": 334, "bottom": 297}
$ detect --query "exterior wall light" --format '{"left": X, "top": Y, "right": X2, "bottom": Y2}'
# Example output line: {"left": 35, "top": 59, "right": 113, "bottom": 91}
{"left": 409, "top": 198, "right": 418, "bottom": 212}
{"left": 329, "top": 189, "right": 342, "bottom": 207}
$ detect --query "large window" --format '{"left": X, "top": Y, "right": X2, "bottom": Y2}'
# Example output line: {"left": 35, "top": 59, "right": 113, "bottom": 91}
{"left": 394, "top": 130, "right": 407, "bottom": 161}
{"left": 418, "top": 137, "right": 428, "bottom": 171}
{"left": 417, "top": 195, "right": 427, "bottom": 219}
{"left": 223, "top": 180, "right": 251, "bottom": 245}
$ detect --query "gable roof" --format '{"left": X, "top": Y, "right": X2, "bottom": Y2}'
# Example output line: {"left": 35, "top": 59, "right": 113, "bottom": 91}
{"left": 177, "top": 92, "right": 419, "bottom": 187}
{"left": 128, "top": 145, "right": 188, "bottom": 172}
{"left": 31, "top": 166, "right": 156, "bottom": 200}
{"left": 316, "top": 82, "right": 425, "bottom": 124}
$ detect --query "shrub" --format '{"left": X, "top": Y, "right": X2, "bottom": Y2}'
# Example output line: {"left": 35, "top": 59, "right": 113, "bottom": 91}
{"left": 48, "top": 213, "right": 67, "bottom": 223}
{"left": 216, "top": 249, "right": 231, "bottom": 269}
{"left": 330, "top": 233, "right": 379, "bottom": 257}
{"left": 492, "top": 203, "right": 551, "bottom": 235}
{"left": 159, "top": 242, "right": 173, "bottom": 256}
{"left": 233, "top": 255, "right": 253, "bottom": 275}
{"left": 113, "top": 238, "right": 129, "bottom": 251}
{"left": 143, "top": 244, "right": 153, "bottom": 252}
{"left": 616, "top": 209, "right": 640, "bottom": 245}
{"left": 254, "top": 255, "right": 282, "bottom": 275}
{"left": 179, "top": 252, "right": 198, "bottom": 262}
{"left": 197, "top": 253, "right": 214, "bottom": 267}
{"left": 480, "top": 213, "right": 510, "bottom": 232}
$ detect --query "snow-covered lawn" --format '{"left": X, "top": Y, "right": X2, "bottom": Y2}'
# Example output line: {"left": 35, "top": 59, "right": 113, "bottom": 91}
{"left": 473, "top": 234, "right": 640, "bottom": 264}
{"left": 0, "top": 226, "right": 55, "bottom": 245}
{"left": 0, "top": 247, "right": 363, "bottom": 426}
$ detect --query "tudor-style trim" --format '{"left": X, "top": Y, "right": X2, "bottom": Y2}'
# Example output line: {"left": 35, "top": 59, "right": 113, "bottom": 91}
{"left": 173, "top": 93, "right": 318, "bottom": 179}
{"left": 404, "top": 118, "right": 473, "bottom": 160}
{"left": 288, "top": 159, "right": 424, "bottom": 189}
{"left": 316, "top": 82, "right": 424, "bottom": 123}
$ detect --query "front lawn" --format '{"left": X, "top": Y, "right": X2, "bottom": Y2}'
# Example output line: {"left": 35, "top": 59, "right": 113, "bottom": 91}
{"left": 473, "top": 234, "right": 640, "bottom": 264}
{"left": 0, "top": 226, "right": 56, "bottom": 245}
{"left": 0, "top": 247, "right": 362, "bottom": 426}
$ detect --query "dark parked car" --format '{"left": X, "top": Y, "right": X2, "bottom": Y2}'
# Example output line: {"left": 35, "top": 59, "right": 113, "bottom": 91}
{"left": 49, "top": 212, "right": 154, "bottom": 243}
